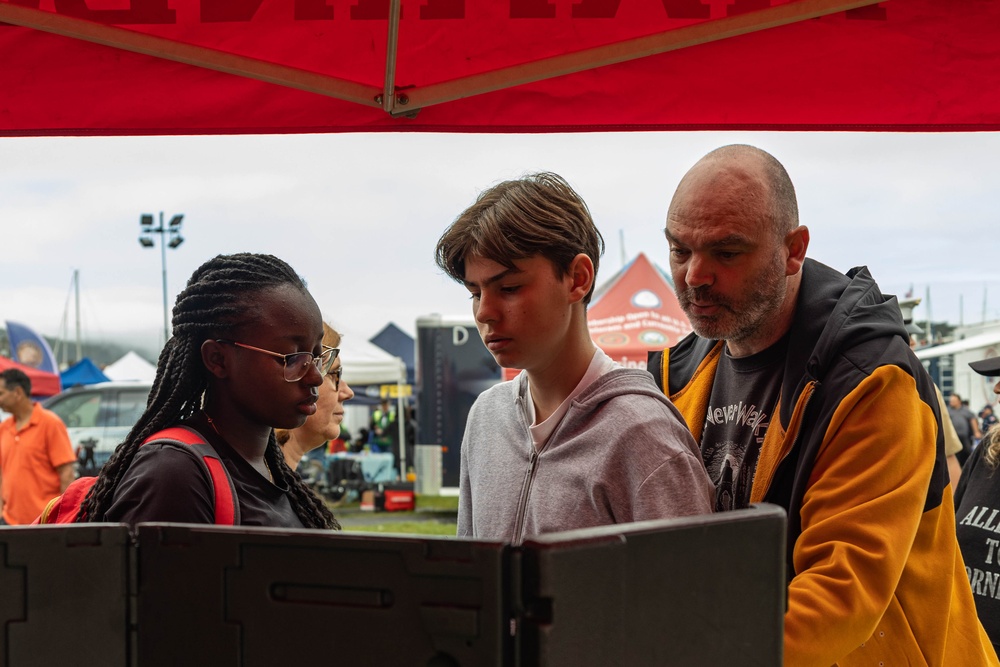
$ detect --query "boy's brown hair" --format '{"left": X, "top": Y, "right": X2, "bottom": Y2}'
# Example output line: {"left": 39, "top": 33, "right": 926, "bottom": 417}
{"left": 434, "top": 172, "right": 605, "bottom": 303}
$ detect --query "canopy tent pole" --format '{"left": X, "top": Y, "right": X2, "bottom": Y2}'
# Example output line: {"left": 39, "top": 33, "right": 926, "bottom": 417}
{"left": 380, "top": 0, "right": 401, "bottom": 114}
{"left": 397, "top": 359, "right": 407, "bottom": 482}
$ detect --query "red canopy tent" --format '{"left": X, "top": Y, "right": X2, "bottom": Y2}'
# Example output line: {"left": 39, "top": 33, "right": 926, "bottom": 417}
{"left": 0, "top": 356, "right": 62, "bottom": 398}
{"left": 588, "top": 252, "right": 691, "bottom": 369}
{"left": 1, "top": 0, "right": 999, "bottom": 136}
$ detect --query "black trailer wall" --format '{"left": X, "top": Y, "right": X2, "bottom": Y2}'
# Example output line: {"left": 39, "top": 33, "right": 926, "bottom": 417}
{"left": 415, "top": 316, "right": 501, "bottom": 488}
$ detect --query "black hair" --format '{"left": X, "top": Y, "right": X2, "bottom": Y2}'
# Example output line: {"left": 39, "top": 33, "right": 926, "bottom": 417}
{"left": 78, "top": 253, "right": 339, "bottom": 529}
{"left": 0, "top": 368, "right": 31, "bottom": 396}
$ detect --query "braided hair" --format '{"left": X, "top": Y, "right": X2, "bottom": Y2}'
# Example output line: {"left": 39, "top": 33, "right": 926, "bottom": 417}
{"left": 78, "top": 253, "right": 339, "bottom": 529}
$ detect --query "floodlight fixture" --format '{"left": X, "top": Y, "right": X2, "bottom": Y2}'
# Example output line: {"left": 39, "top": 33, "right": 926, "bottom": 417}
{"left": 138, "top": 211, "right": 186, "bottom": 347}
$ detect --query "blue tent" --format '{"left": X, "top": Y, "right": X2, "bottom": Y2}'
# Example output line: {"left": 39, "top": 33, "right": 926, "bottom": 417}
{"left": 60, "top": 357, "right": 109, "bottom": 387}
{"left": 369, "top": 322, "right": 414, "bottom": 385}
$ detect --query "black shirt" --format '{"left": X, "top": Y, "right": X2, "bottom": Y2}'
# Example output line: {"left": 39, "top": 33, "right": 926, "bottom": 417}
{"left": 955, "top": 442, "right": 1000, "bottom": 653}
{"left": 104, "top": 424, "right": 305, "bottom": 529}
{"left": 701, "top": 336, "right": 787, "bottom": 511}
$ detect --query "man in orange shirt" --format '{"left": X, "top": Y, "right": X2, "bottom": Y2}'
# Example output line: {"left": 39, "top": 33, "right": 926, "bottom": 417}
{"left": 0, "top": 368, "right": 76, "bottom": 524}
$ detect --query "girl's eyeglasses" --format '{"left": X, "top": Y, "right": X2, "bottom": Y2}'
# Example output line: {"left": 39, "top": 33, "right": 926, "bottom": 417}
{"left": 216, "top": 340, "right": 339, "bottom": 382}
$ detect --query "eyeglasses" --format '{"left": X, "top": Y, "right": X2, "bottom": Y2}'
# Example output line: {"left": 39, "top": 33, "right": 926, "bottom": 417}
{"left": 216, "top": 340, "right": 339, "bottom": 382}
{"left": 330, "top": 367, "right": 343, "bottom": 391}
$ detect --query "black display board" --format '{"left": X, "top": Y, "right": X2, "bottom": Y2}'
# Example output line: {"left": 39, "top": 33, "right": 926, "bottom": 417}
{"left": 134, "top": 525, "right": 511, "bottom": 666}
{"left": 518, "top": 505, "right": 786, "bottom": 667}
{"left": 0, "top": 504, "right": 785, "bottom": 666}
{"left": 0, "top": 524, "right": 130, "bottom": 667}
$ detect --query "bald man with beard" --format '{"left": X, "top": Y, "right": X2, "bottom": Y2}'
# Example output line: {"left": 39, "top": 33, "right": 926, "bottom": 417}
{"left": 648, "top": 145, "right": 997, "bottom": 666}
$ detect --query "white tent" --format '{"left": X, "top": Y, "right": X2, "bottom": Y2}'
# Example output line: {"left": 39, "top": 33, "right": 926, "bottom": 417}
{"left": 103, "top": 350, "right": 157, "bottom": 383}
{"left": 337, "top": 332, "right": 408, "bottom": 478}
{"left": 339, "top": 335, "right": 406, "bottom": 387}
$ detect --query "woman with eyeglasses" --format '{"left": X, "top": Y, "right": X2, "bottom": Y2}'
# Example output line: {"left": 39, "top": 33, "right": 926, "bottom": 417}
{"left": 77, "top": 253, "right": 341, "bottom": 529}
{"left": 275, "top": 322, "right": 354, "bottom": 470}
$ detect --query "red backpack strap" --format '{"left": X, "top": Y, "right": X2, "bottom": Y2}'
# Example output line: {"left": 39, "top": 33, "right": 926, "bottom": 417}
{"left": 141, "top": 426, "right": 240, "bottom": 525}
{"left": 33, "top": 476, "right": 97, "bottom": 524}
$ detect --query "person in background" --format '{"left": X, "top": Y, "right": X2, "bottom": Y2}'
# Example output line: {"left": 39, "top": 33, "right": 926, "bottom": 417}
{"left": 78, "top": 253, "right": 340, "bottom": 530}
{"left": 955, "top": 355, "right": 1000, "bottom": 656}
{"left": 907, "top": 322, "right": 964, "bottom": 489}
{"left": 0, "top": 368, "right": 76, "bottom": 525}
{"left": 982, "top": 404, "right": 998, "bottom": 438}
{"left": 276, "top": 322, "right": 354, "bottom": 470}
{"left": 968, "top": 398, "right": 985, "bottom": 443}
{"left": 351, "top": 427, "right": 369, "bottom": 453}
{"left": 950, "top": 393, "right": 982, "bottom": 465}
{"left": 435, "top": 171, "right": 713, "bottom": 544}
{"left": 648, "top": 144, "right": 996, "bottom": 665}
{"left": 369, "top": 398, "right": 395, "bottom": 454}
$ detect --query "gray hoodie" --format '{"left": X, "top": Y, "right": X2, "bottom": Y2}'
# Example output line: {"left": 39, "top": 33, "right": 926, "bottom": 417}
{"left": 457, "top": 367, "right": 714, "bottom": 544}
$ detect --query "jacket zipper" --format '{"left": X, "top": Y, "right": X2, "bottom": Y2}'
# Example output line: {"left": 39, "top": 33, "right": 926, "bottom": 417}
{"left": 511, "top": 447, "right": 539, "bottom": 545}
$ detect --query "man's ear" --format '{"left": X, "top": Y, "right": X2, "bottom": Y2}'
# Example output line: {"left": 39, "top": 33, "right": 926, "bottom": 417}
{"left": 784, "top": 226, "right": 810, "bottom": 276}
{"left": 201, "top": 340, "right": 230, "bottom": 379}
{"left": 567, "top": 253, "right": 595, "bottom": 304}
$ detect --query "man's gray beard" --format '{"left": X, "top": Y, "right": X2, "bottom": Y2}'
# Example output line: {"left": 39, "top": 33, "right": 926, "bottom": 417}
{"left": 681, "top": 258, "right": 787, "bottom": 345}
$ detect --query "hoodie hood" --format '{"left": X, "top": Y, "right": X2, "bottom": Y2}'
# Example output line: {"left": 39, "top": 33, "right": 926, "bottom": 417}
{"left": 512, "top": 365, "right": 671, "bottom": 407}
{"left": 780, "top": 258, "right": 908, "bottom": 424}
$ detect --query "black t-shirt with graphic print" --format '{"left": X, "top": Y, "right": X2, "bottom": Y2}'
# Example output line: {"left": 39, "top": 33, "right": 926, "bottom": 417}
{"left": 701, "top": 335, "right": 787, "bottom": 512}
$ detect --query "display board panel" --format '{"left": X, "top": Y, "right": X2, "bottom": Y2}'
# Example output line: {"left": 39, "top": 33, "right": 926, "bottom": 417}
{"left": 0, "top": 524, "right": 131, "bottom": 667}
{"left": 135, "top": 524, "right": 511, "bottom": 666}
{"left": 519, "top": 505, "right": 786, "bottom": 667}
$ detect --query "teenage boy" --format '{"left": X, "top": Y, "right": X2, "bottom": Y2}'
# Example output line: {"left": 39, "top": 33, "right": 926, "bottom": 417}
{"left": 434, "top": 172, "right": 713, "bottom": 544}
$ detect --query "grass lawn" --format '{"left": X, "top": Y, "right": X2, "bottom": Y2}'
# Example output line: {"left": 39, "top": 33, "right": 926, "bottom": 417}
{"left": 344, "top": 521, "right": 457, "bottom": 536}
{"left": 330, "top": 493, "right": 458, "bottom": 536}
{"left": 410, "top": 494, "right": 459, "bottom": 511}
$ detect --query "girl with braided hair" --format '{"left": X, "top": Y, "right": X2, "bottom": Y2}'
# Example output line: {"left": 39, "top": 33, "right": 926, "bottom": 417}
{"left": 78, "top": 252, "right": 339, "bottom": 529}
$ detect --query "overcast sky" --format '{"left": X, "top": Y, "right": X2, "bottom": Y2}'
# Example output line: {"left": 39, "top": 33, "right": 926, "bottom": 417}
{"left": 2, "top": 131, "right": 999, "bottom": 359}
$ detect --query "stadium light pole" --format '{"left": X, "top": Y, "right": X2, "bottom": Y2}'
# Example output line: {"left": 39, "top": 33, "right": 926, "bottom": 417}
{"left": 139, "top": 212, "right": 184, "bottom": 347}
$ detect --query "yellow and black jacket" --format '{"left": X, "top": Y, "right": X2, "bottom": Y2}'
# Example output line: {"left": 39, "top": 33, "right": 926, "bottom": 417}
{"left": 649, "top": 259, "right": 997, "bottom": 667}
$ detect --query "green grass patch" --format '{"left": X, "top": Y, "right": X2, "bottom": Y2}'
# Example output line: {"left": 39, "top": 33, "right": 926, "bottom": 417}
{"left": 414, "top": 494, "right": 459, "bottom": 511}
{"left": 344, "top": 521, "right": 457, "bottom": 536}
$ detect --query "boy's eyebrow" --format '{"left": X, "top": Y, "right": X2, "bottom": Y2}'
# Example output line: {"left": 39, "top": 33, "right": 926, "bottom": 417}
{"left": 463, "top": 266, "right": 521, "bottom": 289}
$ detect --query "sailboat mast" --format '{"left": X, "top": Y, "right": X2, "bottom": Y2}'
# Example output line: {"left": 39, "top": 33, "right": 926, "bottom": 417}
{"left": 984, "top": 284, "right": 989, "bottom": 324}
{"left": 75, "top": 269, "right": 81, "bottom": 363}
{"left": 924, "top": 286, "right": 933, "bottom": 344}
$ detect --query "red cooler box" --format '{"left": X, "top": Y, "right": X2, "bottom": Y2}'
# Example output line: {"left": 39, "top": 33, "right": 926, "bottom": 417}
{"left": 377, "top": 482, "right": 416, "bottom": 512}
